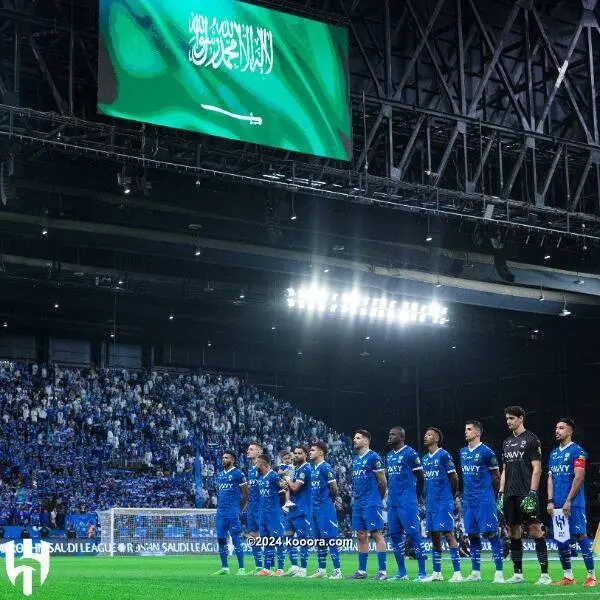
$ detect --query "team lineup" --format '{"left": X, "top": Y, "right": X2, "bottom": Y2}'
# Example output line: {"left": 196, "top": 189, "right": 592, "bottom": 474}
{"left": 212, "top": 406, "right": 596, "bottom": 586}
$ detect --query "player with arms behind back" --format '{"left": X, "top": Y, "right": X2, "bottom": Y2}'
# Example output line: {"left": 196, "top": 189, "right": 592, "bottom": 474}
{"left": 386, "top": 426, "right": 428, "bottom": 582}
{"left": 349, "top": 429, "right": 388, "bottom": 580}
{"left": 547, "top": 418, "right": 596, "bottom": 587}
{"left": 281, "top": 445, "right": 312, "bottom": 577}
{"left": 497, "top": 406, "right": 550, "bottom": 584}
{"left": 308, "top": 441, "right": 343, "bottom": 579}
{"left": 256, "top": 454, "right": 287, "bottom": 576}
{"left": 245, "top": 442, "right": 264, "bottom": 574}
{"left": 422, "top": 427, "right": 463, "bottom": 582}
{"left": 460, "top": 421, "right": 504, "bottom": 583}
{"left": 213, "top": 451, "right": 248, "bottom": 575}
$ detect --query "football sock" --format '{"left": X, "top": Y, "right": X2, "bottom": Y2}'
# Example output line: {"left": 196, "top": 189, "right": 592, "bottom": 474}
{"left": 449, "top": 545, "right": 461, "bottom": 572}
{"left": 317, "top": 546, "right": 327, "bottom": 570}
{"left": 579, "top": 537, "right": 595, "bottom": 573}
{"left": 469, "top": 536, "right": 481, "bottom": 572}
{"left": 217, "top": 538, "right": 228, "bottom": 569}
{"left": 510, "top": 538, "right": 523, "bottom": 574}
{"left": 557, "top": 541, "right": 572, "bottom": 573}
{"left": 286, "top": 536, "right": 298, "bottom": 566}
{"left": 251, "top": 544, "right": 262, "bottom": 569}
{"left": 534, "top": 536, "right": 548, "bottom": 574}
{"left": 489, "top": 534, "right": 503, "bottom": 572}
{"left": 276, "top": 543, "right": 285, "bottom": 570}
{"left": 231, "top": 534, "right": 244, "bottom": 569}
{"left": 358, "top": 551, "right": 368, "bottom": 573}
{"left": 432, "top": 549, "right": 442, "bottom": 573}
{"left": 391, "top": 534, "right": 407, "bottom": 577}
{"left": 330, "top": 543, "right": 341, "bottom": 569}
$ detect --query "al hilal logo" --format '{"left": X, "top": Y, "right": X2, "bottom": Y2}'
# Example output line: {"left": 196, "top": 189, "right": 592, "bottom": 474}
{"left": 4, "top": 540, "right": 50, "bottom": 596}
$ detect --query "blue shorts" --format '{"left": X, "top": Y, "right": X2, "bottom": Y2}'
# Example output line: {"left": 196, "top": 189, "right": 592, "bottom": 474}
{"left": 259, "top": 513, "right": 285, "bottom": 537}
{"left": 554, "top": 505, "right": 587, "bottom": 536}
{"left": 387, "top": 504, "right": 421, "bottom": 537}
{"left": 426, "top": 502, "right": 454, "bottom": 533}
{"left": 463, "top": 501, "right": 498, "bottom": 534}
{"left": 216, "top": 514, "right": 242, "bottom": 539}
{"left": 246, "top": 509, "right": 260, "bottom": 533}
{"left": 311, "top": 505, "right": 339, "bottom": 540}
{"left": 352, "top": 505, "right": 384, "bottom": 532}
{"left": 287, "top": 514, "right": 312, "bottom": 537}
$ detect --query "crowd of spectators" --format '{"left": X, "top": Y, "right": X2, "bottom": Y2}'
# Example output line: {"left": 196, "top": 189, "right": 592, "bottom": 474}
{"left": 0, "top": 361, "right": 354, "bottom": 531}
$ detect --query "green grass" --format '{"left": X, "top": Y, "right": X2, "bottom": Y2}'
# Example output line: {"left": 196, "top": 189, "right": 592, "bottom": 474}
{"left": 0, "top": 554, "right": 597, "bottom": 599}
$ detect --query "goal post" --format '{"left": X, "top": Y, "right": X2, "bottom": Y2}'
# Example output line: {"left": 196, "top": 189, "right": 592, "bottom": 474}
{"left": 96, "top": 508, "right": 218, "bottom": 556}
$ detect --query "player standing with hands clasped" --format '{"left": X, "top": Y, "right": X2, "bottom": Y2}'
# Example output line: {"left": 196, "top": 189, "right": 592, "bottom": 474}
{"left": 349, "top": 429, "right": 388, "bottom": 580}
{"left": 497, "top": 406, "right": 550, "bottom": 584}
{"left": 422, "top": 427, "right": 463, "bottom": 582}
{"left": 459, "top": 421, "right": 504, "bottom": 583}
{"left": 213, "top": 451, "right": 248, "bottom": 576}
{"left": 547, "top": 418, "right": 596, "bottom": 587}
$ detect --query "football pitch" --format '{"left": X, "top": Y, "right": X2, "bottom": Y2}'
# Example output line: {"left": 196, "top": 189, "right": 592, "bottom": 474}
{"left": 0, "top": 555, "right": 598, "bottom": 600}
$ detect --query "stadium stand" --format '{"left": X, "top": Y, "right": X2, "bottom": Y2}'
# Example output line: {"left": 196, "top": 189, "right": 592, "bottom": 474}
{"left": 0, "top": 361, "right": 354, "bottom": 536}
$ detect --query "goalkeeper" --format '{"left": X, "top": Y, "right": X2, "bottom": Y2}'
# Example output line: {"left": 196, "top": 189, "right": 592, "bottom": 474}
{"left": 497, "top": 406, "right": 550, "bottom": 585}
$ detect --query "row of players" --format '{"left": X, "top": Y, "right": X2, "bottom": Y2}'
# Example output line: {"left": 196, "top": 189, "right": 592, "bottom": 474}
{"left": 213, "top": 405, "right": 596, "bottom": 586}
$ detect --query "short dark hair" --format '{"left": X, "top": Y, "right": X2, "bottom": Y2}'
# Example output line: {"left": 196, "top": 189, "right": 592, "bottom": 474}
{"left": 426, "top": 427, "right": 443, "bottom": 445}
{"left": 295, "top": 445, "right": 309, "bottom": 456}
{"left": 504, "top": 406, "right": 525, "bottom": 419}
{"left": 466, "top": 420, "right": 483, "bottom": 433}
{"left": 279, "top": 449, "right": 292, "bottom": 459}
{"left": 311, "top": 440, "right": 328, "bottom": 456}
{"left": 223, "top": 450, "right": 237, "bottom": 462}
{"left": 256, "top": 453, "right": 271, "bottom": 466}
{"left": 558, "top": 418, "right": 576, "bottom": 433}
{"left": 390, "top": 426, "right": 405, "bottom": 437}
{"left": 355, "top": 429, "right": 371, "bottom": 441}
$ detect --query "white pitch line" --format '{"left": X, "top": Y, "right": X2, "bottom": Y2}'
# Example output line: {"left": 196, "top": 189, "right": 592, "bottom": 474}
{"left": 362, "top": 594, "right": 583, "bottom": 600}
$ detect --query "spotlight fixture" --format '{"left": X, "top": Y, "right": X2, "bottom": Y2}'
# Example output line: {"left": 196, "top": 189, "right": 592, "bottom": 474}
{"left": 239, "top": 292, "right": 246, "bottom": 299}
{"left": 286, "top": 287, "right": 448, "bottom": 326}
{"left": 533, "top": 329, "right": 539, "bottom": 334}
{"left": 271, "top": 325, "right": 277, "bottom": 330}
{"left": 559, "top": 305, "right": 571, "bottom": 317}
{"left": 169, "top": 314, "right": 174, "bottom": 321}
{"left": 574, "top": 278, "right": 584, "bottom": 285}
{"left": 118, "top": 278, "right": 124, "bottom": 286}
{"left": 42, "top": 228, "right": 48, "bottom": 236}
{"left": 365, "top": 336, "right": 370, "bottom": 340}
{"left": 207, "top": 341, "right": 212, "bottom": 348}
{"left": 110, "top": 332, "right": 115, "bottom": 339}
{"left": 544, "top": 254, "right": 551, "bottom": 261}
{"left": 53, "top": 302, "right": 59, "bottom": 309}
{"left": 290, "top": 212, "right": 297, "bottom": 221}
{"left": 194, "top": 248, "right": 202, "bottom": 257}
{"left": 451, "top": 345, "right": 457, "bottom": 350}
{"left": 2, "top": 321, "right": 7, "bottom": 328}
{"left": 323, "top": 268, "right": 330, "bottom": 273}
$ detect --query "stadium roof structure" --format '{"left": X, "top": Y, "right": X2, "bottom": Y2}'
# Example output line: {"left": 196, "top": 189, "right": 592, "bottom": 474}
{"left": 0, "top": 0, "right": 599, "bottom": 354}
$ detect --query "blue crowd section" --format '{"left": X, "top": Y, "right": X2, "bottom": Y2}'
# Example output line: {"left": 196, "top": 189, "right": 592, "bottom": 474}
{"left": 0, "top": 361, "right": 354, "bottom": 528}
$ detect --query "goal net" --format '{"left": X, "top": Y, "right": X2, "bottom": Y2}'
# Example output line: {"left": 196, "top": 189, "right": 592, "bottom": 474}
{"left": 96, "top": 508, "right": 218, "bottom": 556}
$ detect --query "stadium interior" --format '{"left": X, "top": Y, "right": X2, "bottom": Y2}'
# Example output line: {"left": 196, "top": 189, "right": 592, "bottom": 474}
{"left": 0, "top": 0, "right": 600, "bottom": 595}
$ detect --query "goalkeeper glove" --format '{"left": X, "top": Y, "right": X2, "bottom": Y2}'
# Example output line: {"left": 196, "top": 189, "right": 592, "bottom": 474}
{"left": 496, "top": 492, "right": 504, "bottom": 516}
{"left": 520, "top": 490, "right": 538, "bottom": 514}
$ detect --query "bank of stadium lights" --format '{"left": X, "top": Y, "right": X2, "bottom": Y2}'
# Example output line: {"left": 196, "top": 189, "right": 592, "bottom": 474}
{"left": 286, "top": 287, "right": 448, "bottom": 326}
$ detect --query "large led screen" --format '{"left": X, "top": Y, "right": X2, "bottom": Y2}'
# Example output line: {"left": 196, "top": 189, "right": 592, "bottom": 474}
{"left": 98, "top": 0, "right": 352, "bottom": 160}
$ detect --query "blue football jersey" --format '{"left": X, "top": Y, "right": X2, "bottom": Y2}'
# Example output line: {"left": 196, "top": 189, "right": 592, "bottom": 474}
{"left": 258, "top": 469, "right": 285, "bottom": 516}
{"left": 352, "top": 449, "right": 384, "bottom": 508}
{"left": 247, "top": 464, "right": 261, "bottom": 511}
{"left": 459, "top": 443, "right": 499, "bottom": 504}
{"left": 422, "top": 448, "right": 456, "bottom": 505}
{"left": 290, "top": 462, "right": 312, "bottom": 515}
{"left": 310, "top": 461, "right": 336, "bottom": 511}
{"left": 217, "top": 467, "right": 246, "bottom": 515}
{"left": 386, "top": 445, "right": 422, "bottom": 507}
{"left": 549, "top": 442, "right": 588, "bottom": 508}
